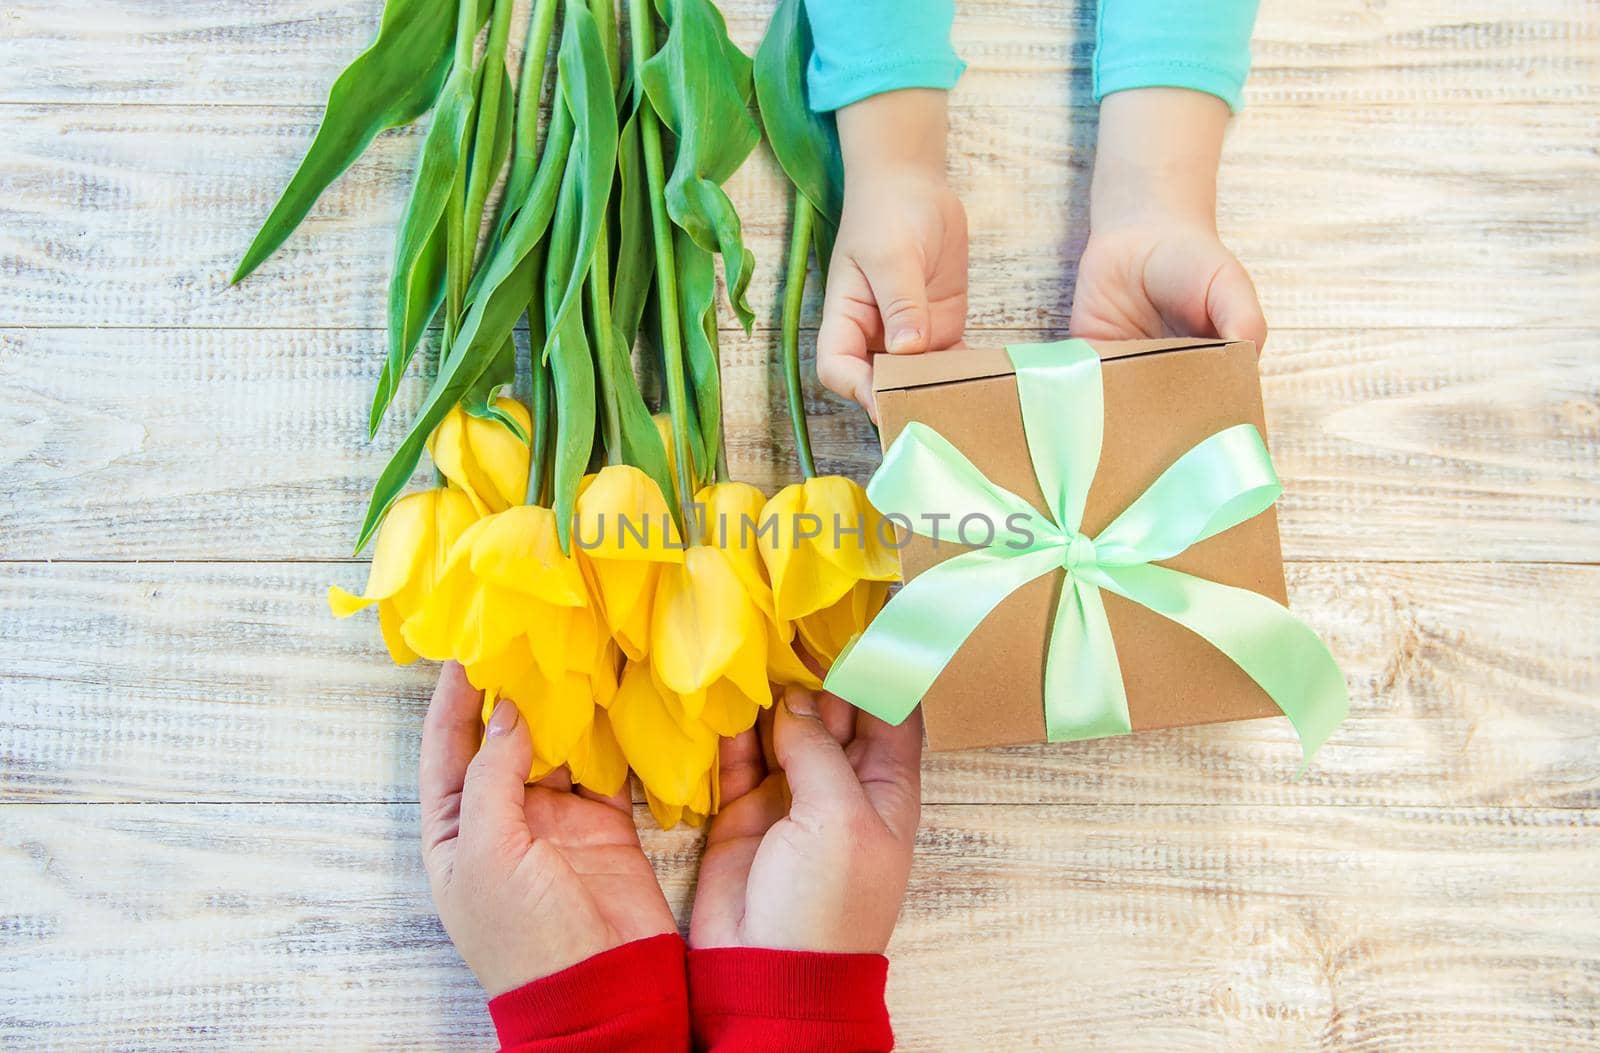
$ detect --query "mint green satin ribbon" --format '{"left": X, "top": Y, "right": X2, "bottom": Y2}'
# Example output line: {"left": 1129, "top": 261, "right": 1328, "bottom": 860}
{"left": 824, "top": 340, "right": 1347, "bottom": 762}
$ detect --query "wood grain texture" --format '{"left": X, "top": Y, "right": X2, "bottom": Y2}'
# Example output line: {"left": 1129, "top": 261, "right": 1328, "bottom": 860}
{"left": 2, "top": 803, "right": 1596, "bottom": 1051}
{"left": 4, "top": 327, "right": 1596, "bottom": 562}
{"left": 2, "top": 560, "right": 1595, "bottom": 808}
{"left": 4, "top": 0, "right": 1599, "bottom": 1047}
{"left": 3, "top": 0, "right": 1596, "bottom": 106}
{"left": 2, "top": 102, "right": 1596, "bottom": 333}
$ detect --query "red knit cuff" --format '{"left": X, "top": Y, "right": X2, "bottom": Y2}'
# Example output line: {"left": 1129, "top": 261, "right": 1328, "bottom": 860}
{"left": 688, "top": 946, "right": 892, "bottom": 1051}
{"left": 488, "top": 933, "right": 688, "bottom": 1052}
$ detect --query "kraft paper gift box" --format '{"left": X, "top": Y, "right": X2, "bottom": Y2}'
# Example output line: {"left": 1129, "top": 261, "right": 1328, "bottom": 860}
{"left": 860, "top": 337, "right": 1302, "bottom": 753}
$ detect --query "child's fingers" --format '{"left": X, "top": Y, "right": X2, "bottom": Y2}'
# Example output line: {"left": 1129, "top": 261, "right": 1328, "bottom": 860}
{"left": 861, "top": 251, "right": 932, "bottom": 355}
{"left": 419, "top": 663, "right": 483, "bottom": 861}
{"left": 1206, "top": 256, "right": 1268, "bottom": 352}
{"left": 817, "top": 260, "right": 880, "bottom": 418}
{"left": 458, "top": 699, "right": 535, "bottom": 861}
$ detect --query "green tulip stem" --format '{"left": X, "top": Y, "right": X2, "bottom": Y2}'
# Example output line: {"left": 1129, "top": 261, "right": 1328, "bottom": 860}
{"left": 629, "top": 0, "right": 700, "bottom": 544}
{"left": 782, "top": 190, "right": 818, "bottom": 479}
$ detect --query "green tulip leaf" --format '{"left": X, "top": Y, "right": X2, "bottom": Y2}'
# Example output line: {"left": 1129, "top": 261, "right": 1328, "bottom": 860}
{"left": 233, "top": 0, "right": 488, "bottom": 283}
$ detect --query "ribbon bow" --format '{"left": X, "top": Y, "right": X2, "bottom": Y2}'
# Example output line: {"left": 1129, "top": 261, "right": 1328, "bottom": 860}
{"left": 824, "top": 340, "right": 1347, "bottom": 763}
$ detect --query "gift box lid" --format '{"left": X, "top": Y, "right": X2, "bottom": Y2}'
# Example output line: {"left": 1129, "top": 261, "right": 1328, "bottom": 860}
{"left": 873, "top": 338, "right": 1236, "bottom": 395}
{"left": 867, "top": 337, "right": 1287, "bottom": 751}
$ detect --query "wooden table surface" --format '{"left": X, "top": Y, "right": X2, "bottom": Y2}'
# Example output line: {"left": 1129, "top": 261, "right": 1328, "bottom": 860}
{"left": 3, "top": 1, "right": 1598, "bottom": 1049}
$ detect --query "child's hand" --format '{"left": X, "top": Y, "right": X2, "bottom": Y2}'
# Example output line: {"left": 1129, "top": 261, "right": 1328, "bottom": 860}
{"left": 1069, "top": 88, "right": 1267, "bottom": 349}
{"left": 690, "top": 688, "right": 922, "bottom": 954}
{"left": 818, "top": 89, "right": 968, "bottom": 420}
{"left": 419, "top": 664, "right": 676, "bottom": 997}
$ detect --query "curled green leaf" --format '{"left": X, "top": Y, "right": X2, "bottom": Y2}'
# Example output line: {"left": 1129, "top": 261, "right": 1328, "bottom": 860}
{"left": 754, "top": 0, "right": 842, "bottom": 226}
{"left": 675, "top": 230, "right": 723, "bottom": 486}
{"left": 611, "top": 105, "right": 655, "bottom": 351}
{"left": 641, "top": 0, "right": 761, "bottom": 332}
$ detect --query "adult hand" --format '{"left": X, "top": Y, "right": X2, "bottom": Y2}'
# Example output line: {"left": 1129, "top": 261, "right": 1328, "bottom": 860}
{"left": 419, "top": 663, "right": 676, "bottom": 996}
{"left": 690, "top": 688, "right": 923, "bottom": 954}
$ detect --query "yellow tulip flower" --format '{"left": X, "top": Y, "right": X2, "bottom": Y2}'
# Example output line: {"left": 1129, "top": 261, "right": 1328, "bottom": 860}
{"left": 696, "top": 482, "right": 821, "bottom": 693}
{"left": 651, "top": 543, "right": 773, "bottom": 736}
{"left": 608, "top": 661, "right": 719, "bottom": 828}
{"left": 574, "top": 466, "right": 684, "bottom": 661}
{"left": 566, "top": 707, "right": 629, "bottom": 798}
{"left": 328, "top": 487, "right": 478, "bottom": 665}
{"left": 461, "top": 566, "right": 622, "bottom": 786}
{"left": 426, "top": 397, "right": 532, "bottom": 516}
{"left": 401, "top": 504, "right": 588, "bottom": 672}
{"left": 759, "top": 476, "right": 900, "bottom": 665}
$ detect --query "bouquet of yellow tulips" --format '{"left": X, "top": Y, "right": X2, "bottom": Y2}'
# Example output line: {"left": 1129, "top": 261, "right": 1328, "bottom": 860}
{"left": 235, "top": 0, "right": 897, "bottom": 827}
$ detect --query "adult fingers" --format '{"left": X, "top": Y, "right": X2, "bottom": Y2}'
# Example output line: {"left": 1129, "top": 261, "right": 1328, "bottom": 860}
{"left": 850, "top": 702, "right": 924, "bottom": 846}
{"left": 774, "top": 687, "right": 866, "bottom": 815}
{"left": 419, "top": 663, "right": 484, "bottom": 862}
{"left": 458, "top": 699, "right": 535, "bottom": 861}
{"left": 536, "top": 765, "right": 572, "bottom": 794}
{"left": 816, "top": 688, "right": 857, "bottom": 747}
{"left": 717, "top": 726, "right": 767, "bottom": 803}
{"left": 1207, "top": 256, "right": 1268, "bottom": 352}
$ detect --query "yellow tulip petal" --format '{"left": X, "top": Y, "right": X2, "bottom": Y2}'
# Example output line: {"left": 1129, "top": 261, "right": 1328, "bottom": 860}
{"left": 696, "top": 482, "right": 774, "bottom": 619}
{"left": 428, "top": 400, "right": 531, "bottom": 515}
{"left": 651, "top": 547, "right": 762, "bottom": 695}
{"left": 723, "top": 621, "right": 773, "bottom": 714}
{"left": 592, "top": 639, "right": 622, "bottom": 708}
{"left": 644, "top": 789, "right": 684, "bottom": 830}
{"left": 368, "top": 492, "right": 436, "bottom": 599}
{"left": 580, "top": 555, "right": 659, "bottom": 660}
{"left": 467, "top": 397, "right": 531, "bottom": 510}
{"left": 376, "top": 600, "right": 418, "bottom": 665}
{"left": 428, "top": 409, "right": 490, "bottom": 517}
{"left": 766, "top": 617, "right": 823, "bottom": 689}
{"left": 695, "top": 677, "right": 764, "bottom": 738}
{"left": 574, "top": 465, "right": 684, "bottom": 562}
{"left": 568, "top": 708, "right": 628, "bottom": 797}
{"left": 469, "top": 506, "right": 587, "bottom": 606}
{"left": 511, "top": 670, "right": 594, "bottom": 771}
{"left": 759, "top": 484, "right": 849, "bottom": 622}
{"left": 688, "top": 766, "right": 713, "bottom": 817}
{"left": 463, "top": 637, "right": 535, "bottom": 694}
{"left": 760, "top": 479, "right": 901, "bottom": 623}
{"left": 399, "top": 561, "right": 473, "bottom": 661}
{"left": 328, "top": 585, "right": 371, "bottom": 618}
{"left": 610, "top": 661, "right": 718, "bottom": 807}
{"left": 797, "top": 579, "right": 892, "bottom": 666}
{"left": 521, "top": 602, "right": 575, "bottom": 683}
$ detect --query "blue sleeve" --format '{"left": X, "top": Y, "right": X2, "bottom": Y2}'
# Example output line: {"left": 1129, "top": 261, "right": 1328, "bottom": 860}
{"left": 1094, "top": 0, "right": 1261, "bottom": 112}
{"left": 802, "top": 0, "right": 965, "bottom": 113}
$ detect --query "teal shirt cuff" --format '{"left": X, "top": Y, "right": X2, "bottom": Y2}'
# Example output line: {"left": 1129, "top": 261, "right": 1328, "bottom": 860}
{"left": 1094, "top": 0, "right": 1260, "bottom": 112}
{"left": 803, "top": 0, "right": 965, "bottom": 112}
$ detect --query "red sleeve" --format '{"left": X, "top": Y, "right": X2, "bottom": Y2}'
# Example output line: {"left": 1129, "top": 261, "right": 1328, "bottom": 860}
{"left": 687, "top": 946, "right": 893, "bottom": 1052}
{"left": 488, "top": 933, "right": 690, "bottom": 1053}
